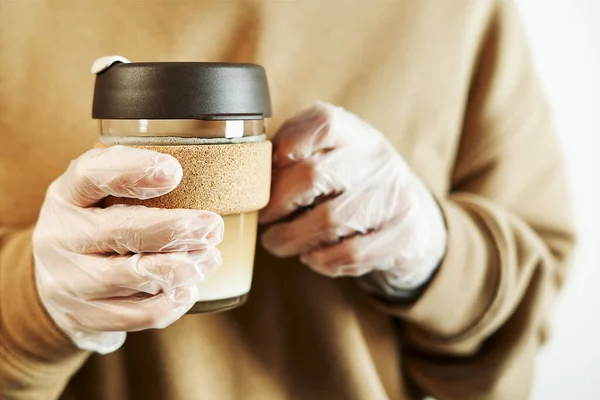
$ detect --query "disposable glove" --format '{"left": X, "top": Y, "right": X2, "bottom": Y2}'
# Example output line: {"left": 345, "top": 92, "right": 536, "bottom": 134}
{"left": 33, "top": 146, "right": 223, "bottom": 354}
{"left": 261, "top": 102, "right": 447, "bottom": 293}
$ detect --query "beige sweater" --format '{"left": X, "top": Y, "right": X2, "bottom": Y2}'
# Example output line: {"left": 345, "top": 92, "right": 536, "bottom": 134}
{"left": 0, "top": 1, "right": 575, "bottom": 399}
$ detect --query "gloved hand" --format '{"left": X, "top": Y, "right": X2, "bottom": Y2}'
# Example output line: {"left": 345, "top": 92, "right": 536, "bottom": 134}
{"left": 260, "top": 102, "right": 447, "bottom": 293}
{"left": 33, "top": 146, "right": 224, "bottom": 354}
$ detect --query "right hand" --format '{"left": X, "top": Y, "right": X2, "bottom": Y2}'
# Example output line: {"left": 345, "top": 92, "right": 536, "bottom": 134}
{"left": 33, "top": 146, "right": 224, "bottom": 354}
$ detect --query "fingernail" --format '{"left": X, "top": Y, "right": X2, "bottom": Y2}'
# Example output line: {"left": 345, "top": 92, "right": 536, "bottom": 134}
{"left": 153, "top": 156, "right": 181, "bottom": 181}
{"left": 190, "top": 215, "right": 224, "bottom": 244}
{"left": 169, "top": 285, "right": 199, "bottom": 304}
{"left": 288, "top": 150, "right": 307, "bottom": 162}
{"left": 194, "top": 247, "right": 221, "bottom": 279}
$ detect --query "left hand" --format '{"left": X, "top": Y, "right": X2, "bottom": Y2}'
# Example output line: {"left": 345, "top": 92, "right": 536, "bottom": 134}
{"left": 260, "top": 102, "right": 447, "bottom": 290}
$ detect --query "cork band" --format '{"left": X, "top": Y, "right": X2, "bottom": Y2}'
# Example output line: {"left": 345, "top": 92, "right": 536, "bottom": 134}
{"left": 102, "top": 141, "right": 272, "bottom": 215}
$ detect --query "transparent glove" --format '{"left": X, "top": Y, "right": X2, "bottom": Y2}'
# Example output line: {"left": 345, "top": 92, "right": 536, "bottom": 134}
{"left": 33, "top": 146, "right": 224, "bottom": 354}
{"left": 260, "top": 102, "right": 447, "bottom": 290}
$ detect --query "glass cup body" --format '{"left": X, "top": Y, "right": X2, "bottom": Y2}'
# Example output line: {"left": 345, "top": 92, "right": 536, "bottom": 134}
{"left": 100, "top": 119, "right": 267, "bottom": 313}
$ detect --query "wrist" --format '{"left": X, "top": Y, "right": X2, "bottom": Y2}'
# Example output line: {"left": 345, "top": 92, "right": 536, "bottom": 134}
{"left": 356, "top": 263, "right": 441, "bottom": 304}
{"left": 356, "top": 177, "right": 447, "bottom": 301}
{"left": 1, "top": 229, "right": 87, "bottom": 363}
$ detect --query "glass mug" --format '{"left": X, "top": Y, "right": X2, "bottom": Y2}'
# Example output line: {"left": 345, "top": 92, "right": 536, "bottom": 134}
{"left": 92, "top": 59, "right": 272, "bottom": 313}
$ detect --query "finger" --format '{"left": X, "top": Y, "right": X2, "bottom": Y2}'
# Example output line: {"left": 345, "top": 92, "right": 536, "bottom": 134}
{"left": 260, "top": 140, "right": 388, "bottom": 224}
{"left": 261, "top": 163, "right": 408, "bottom": 257}
{"left": 65, "top": 205, "right": 223, "bottom": 254}
{"left": 261, "top": 193, "right": 356, "bottom": 258}
{"left": 54, "top": 146, "right": 183, "bottom": 207}
{"left": 272, "top": 102, "right": 373, "bottom": 168}
{"left": 299, "top": 218, "right": 417, "bottom": 278}
{"left": 49, "top": 248, "right": 221, "bottom": 299}
{"left": 67, "top": 284, "right": 201, "bottom": 332}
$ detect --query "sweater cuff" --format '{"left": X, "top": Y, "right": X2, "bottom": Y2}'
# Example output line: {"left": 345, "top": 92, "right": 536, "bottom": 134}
{"left": 363, "top": 196, "right": 494, "bottom": 340}
{"left": 355, "top": 266, "right": 439, "bottom": 304}
{"left": 0, "top": 228, "right": 87, "bottom": 375}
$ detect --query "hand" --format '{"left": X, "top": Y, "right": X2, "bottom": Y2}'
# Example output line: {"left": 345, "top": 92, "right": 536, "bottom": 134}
{"left": 33, "top": 146, "right": 224, "bottom": 354}
{"left": 260, "top": 102, "right": 447, "bottom": 291}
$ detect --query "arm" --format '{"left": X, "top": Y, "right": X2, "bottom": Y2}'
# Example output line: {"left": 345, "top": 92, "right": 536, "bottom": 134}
{"left": 1, "top": 146, "right": 224, "bottom": 399}
{"left": 382, "top": 1, "right": 575, "bottom": 398}
{"left": 258, "top": 1, "right": 575, "bottom": 398}
{"left": 0, "top": 228, "right": 89, "bottom": 399}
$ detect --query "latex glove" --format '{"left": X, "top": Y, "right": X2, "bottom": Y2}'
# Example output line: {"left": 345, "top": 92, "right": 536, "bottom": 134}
{"left": 33, "top": 146, "right": 224, "bottom": 354}
{"left": 260, "top": 102, "right": 447, "bottom": 291}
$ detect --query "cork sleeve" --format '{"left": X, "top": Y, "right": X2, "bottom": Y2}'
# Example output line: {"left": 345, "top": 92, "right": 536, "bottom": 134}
{"left": 102, "top": 141, "right": 272, "bottom": 215}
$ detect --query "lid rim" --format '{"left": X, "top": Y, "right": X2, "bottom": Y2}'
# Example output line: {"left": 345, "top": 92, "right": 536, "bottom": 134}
{"left": 92, "top": 62, "right": 272, "bottom": 120}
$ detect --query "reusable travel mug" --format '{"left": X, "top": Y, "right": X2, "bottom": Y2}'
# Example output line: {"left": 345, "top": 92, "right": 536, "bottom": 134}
{"left": 92, "top": 60, "right": 272, "bottom": 313}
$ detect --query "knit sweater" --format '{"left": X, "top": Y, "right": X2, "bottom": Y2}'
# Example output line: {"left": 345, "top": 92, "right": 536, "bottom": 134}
{"left": 0, "top": 1, "right": 575, "bottom": 399}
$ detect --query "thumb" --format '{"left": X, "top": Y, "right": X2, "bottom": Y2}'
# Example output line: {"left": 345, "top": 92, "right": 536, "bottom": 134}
{"left": 54, "top": 146, "right": 183, "bottom": 207}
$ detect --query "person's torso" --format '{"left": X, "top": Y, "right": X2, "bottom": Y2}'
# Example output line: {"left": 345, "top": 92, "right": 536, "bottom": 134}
{"left": 0, "top": 1, "right": 490, "bottom": 399}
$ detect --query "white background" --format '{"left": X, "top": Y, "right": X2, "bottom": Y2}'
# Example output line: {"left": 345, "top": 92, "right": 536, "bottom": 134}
{"left": 515, "top": 1, "right": 600, "bottom": 399}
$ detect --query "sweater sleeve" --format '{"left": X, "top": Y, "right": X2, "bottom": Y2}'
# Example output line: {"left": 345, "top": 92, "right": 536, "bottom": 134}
{"left": 369, "top": 1, "right": 576, "bottom": 399}
{"left": 0, "top": 227, "right": 89, "bottom": 399}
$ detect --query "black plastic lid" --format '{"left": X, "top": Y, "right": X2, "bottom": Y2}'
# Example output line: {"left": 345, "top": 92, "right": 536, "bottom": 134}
{"left": 92, "top": 62, "right": 271, "bottom": 120}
